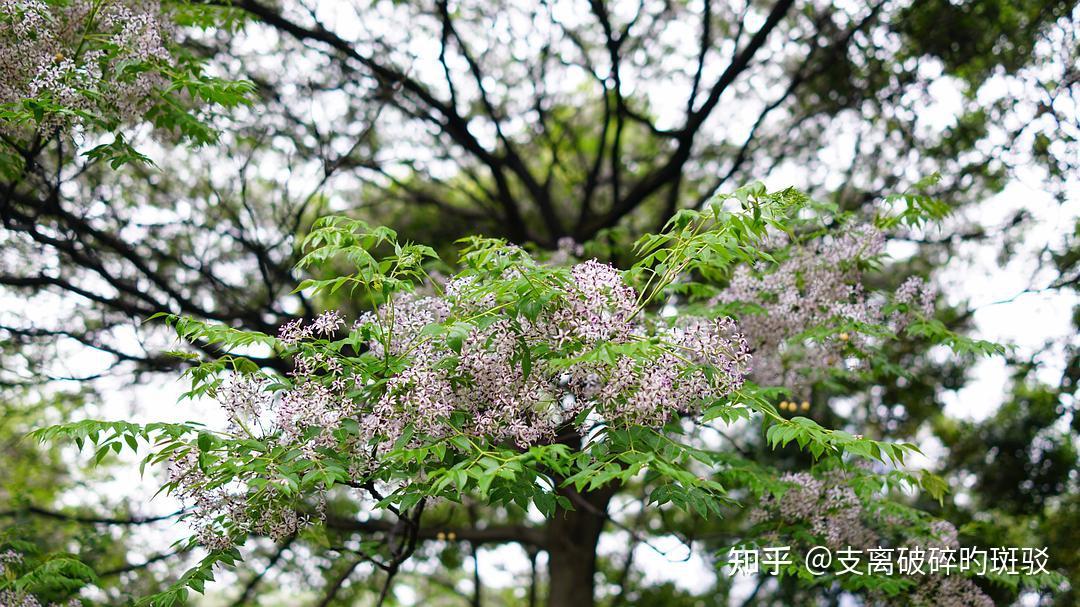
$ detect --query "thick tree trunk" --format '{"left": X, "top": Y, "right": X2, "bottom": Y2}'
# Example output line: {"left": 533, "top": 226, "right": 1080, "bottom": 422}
{"left": 545, "top": 484, "right": 616, "bottom": 607}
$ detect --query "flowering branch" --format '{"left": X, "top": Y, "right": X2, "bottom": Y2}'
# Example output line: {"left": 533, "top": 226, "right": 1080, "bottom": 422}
{"left": 28, "top": 183, "right": 1025, "bottom": 605}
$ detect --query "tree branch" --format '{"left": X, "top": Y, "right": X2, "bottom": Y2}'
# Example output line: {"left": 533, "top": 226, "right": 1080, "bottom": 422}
{"left": 591, "top": 0, "right": 796, "bottom": 232}
{"left": 0, "top": 505, "right": 185, "bottom": 526}
{"left": 324, "top": 515, "right": 547, "bottom": 549}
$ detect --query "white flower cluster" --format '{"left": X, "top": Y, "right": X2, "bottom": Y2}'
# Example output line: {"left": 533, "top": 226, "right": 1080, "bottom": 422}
{"left": 0, "top": 591, "right": 82, "bottom": 607}
{"left": 167, "top": 450, "right": 308, "bottom": 550}
{"left": 892, "top": 275, "right": 937, "bottom": 331}
{"left": 0, "top": 548, "right": 20, "bottom": 576}
{"left": 753, "top": 471, "right": 994, "bottom": 606}
{"left": 177, "top": 260, "right": 752, "bottom": 548}
{"left": 0, "top": 0, "right": 171, "bottom": 133}
{"left": 754, "top": 470, "right": 877, "bottom": 550}
{"left": 714, "top": 225, "right": 935, "bottom": 397}
{"left": 364, "top": 260, "right": 750, "bottom": 448}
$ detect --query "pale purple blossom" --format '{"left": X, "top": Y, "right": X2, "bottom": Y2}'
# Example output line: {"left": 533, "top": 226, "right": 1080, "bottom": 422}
{"left": 0, "top": 548, "right": 21, "bottom": 576}
{"left": 563, "top": 259, "right": 639, "bottom": 344}
{"left": 245, "top": 259, "right": 748, "bottom": 458}
{"left": 893, "top": 275, "right": 937, "bottom": 330}
{"left": 184, "top": 259, "right": 751, "bottom": 546}
{"left": 754, "top": 471, "right": 993, "bottom": 607}
{"left": 217, "top": 375, "right": 274, "bottom": 431}
{"left": 548, "top": 236, "right": 585, "bottom": 265}
{"left": 311, "top": 310, "right": 344, "bottom": 337}
{"left": 168, "top": 448, "right": 307, "bottom": 549}
{"left": 0, "top": 591, "right": 80, "bottom": 607}
{"left": 0, "top": 590, "right": 40, "bottom": 607}
{"left": 906, "top": 574, "right": 993, "bottom": 607}
{"left": 352, "top": 260, "right": 751, "bottom": 448}
{"left": 277, "top": 318, "right": 312, "bottom": 345}
{"left": 755, "top": 471, "right": 876, "bottom": 551}
{"left": 713, "top": 224, "right": 934, "bottom": 397}
{"left": 0, "top": 0, "right": 172, "bottom": 134}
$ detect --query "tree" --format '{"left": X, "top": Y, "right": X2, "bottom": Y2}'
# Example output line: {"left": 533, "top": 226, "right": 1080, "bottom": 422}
{"left": 37, "top": 195, "right": 1047, "bottom": 607}
{"left": 1, "top": 1, "right": 1077, "bottom": 606}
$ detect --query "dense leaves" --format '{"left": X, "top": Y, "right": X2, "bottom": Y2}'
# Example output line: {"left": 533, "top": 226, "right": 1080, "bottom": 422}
{"left": 30, "top": 184, "right": 1050, "bottom": 606}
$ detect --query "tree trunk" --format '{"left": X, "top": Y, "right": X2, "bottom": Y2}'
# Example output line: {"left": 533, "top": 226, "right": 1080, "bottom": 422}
{"left": 545, "top": 484, "right": 616, "bottom": 607}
